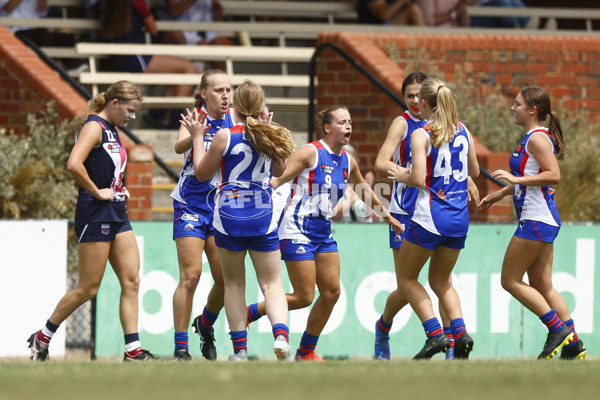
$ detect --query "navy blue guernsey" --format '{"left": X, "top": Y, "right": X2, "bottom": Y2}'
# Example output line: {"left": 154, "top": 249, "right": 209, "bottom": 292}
{"left": 74, "top": 115, "right": 129, "bottom": 227}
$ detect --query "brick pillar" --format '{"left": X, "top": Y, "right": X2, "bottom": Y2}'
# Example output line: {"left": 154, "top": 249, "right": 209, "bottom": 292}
{"left": 124, "top": 144, "right": 154, "bottom": 221}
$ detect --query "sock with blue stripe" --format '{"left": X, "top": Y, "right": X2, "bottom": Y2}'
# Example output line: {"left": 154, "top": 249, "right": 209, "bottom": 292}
{"left": 563, "top": 318, "right": 580, "bottom": 348}
{"left": 247, "top": 303, "right": 263, "bottom": 324}
{"left": 230, "top": 330, "right": 247, "bottom": 354}
{"left": 199, "top": 306, "right": 219, "bottom": 331}
{"left": 174, "top": 331, "right": 188, "bottom": 350}
{"left": 540, "top": 309, "right": 564, "bottom": 333}
{"left": 422, "top": 317, "right": 442, "bottom": 339}
{"left": 272, "top": 323, "right": 289, "bottom": 342}
{"left": 297, "top": 331, "right": 319, "bottom": 356}
{"left": 377, "top": 315, "right": 392, "bottom": 334}
{"left": 450, "top": 318, "right": 467, "bottom": 340}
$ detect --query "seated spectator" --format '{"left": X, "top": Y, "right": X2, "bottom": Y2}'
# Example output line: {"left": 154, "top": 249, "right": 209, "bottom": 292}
{"left": 470, "top": 0, "right": 529, "bottom": 28}
{"left": 159, "top": 0, "right": 233, "bottom": 71}
{"left": 357, "top": 0, "right": 425, "bottom": 26}
{"left": 1, "top": 0, "right": 73, "bottom": 69}
{"left": 96, "top": 0, "right": 199, "bottom": 98}
{"left": 419, "top": 0, "right": 478, "bottom": 27}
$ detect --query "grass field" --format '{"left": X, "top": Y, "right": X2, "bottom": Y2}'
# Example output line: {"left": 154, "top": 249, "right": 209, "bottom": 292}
{"left": 1, "top": 358, "right": 599, "bottom": 400}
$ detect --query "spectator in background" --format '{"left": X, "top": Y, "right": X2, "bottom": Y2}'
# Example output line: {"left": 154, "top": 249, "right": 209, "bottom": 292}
{"left": 470, "top": 0, "right": 529, "bottom": 28}
{"left": 96, "top": 0, "right": 199, "bottom": 98}
{"left": 357, "top": 0, "right": 425, "bottom": 26}
{"left": 159, "top": 0, "right": 233, "bottom": 71}
{"left": 419, "top": 0, "right": 477, "bottom": 27}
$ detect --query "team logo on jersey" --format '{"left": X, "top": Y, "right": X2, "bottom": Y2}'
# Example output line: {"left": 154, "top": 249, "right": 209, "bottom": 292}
{"left": 182, "top": 213, "right": 199, "bottom": 222}
{"left": 343, "top": 168, "right": 349, "bottom": 180}
{"left": 107, "top": 143, "right": 120, "bottom": 153}
{"left": 184, "top": 222, "right": 194, "bottom": 231}
{"left": 296, "top": 246, "right": 306, "bottom": 254}
{"left": 101, "top": 223, "right": 110, "bottom": 235}
{"left": 321, "top": 164, "right": 334, "bottom": 174}
{"left": 512, "top": 144, "right": 523, "bottom": 158}
{"left": 437, "top": 189, "right": 447, "bottom": 200}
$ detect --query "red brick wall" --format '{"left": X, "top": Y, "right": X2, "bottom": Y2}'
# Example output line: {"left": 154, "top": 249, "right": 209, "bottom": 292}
{"left": 315, "top": 32, "right": 600, "bottom": 222}
{"left": 0, "top": 27, "right": 152, "bottom": 220}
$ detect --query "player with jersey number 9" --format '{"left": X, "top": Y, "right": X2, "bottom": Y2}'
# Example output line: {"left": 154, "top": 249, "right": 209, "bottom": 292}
{"left": 245, "top": 106, "right": 403, "bottom": 361}
{"left": 181, "top": 80, "right": 296, "bottom": 361}
{"left": 387, "top": 78, "right": 479, "bottom": 360}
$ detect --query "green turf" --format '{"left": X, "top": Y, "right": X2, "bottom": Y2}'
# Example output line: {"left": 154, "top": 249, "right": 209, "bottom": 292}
{"left": 1, "top": 358, "right": 598, "bottom": 400}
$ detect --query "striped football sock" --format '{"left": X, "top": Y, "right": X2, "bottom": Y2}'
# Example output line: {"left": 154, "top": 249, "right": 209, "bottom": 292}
{"left": 540, "top": 309, "right": 564, "bottom": 333}
{"left": 230, "top": 330, "right": 247, "bottom": 354}
{"left": 422, "top": 317, "right": 442, "bottom": 339}
{"left": 272, "top": 323, "right": 289, "bottom": 342}
{"left": 199, "top": 306, "right": 219, "bottom": 331}
{"left": 450, "top": 318, "right": 467, "bottom": 340}
{"left": 297, "top": 332, "right": 319, "bottom": 356}
{"left": 174, "top": 331, "right": 188, "bottom": 350}
{"left": 563, "top": 318, "right": 580, "bottom": 348}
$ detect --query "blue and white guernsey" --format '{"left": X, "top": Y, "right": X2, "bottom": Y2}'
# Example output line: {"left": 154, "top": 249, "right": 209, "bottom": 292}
{"left": 389, "top": 110, "right": 427, "bottom": 216}
{"left": 212, "top": 125, "right": 279, "bottom": 236}
{"left": 279, "top": 140, "right": 351, "bottom": 242}
{"left": 509, "top": 127, "right": 560, "bottom": 227}
{"left": 412, "top": 123, "right": 472, "bottom": 237}
{"left": 170, "top": 106, "right": 237, "bottom": 210}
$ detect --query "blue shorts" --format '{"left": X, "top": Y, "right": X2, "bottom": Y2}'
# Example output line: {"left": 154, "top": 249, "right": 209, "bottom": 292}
{"left": 514, "top": 220, "right": 560, "bottom": 243}
{"left": 214, "top": 230, "right": 280, "bottom": 252}
{"left": 403, "top": 221, "right": 466, "bottom": 251}
{"left": 173, "top": 199, "right": 214, "bottom": 240}
{"left": 75, "top": 221, "right": 132, "bottom": 243}
{"left": 389, "top": 213, "right": 411, "bottom": 249}
{"left": 279, "top": 236, "right": 338, "bottom": 261}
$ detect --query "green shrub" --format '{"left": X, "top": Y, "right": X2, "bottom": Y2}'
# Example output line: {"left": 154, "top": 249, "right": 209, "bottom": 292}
{"left": 0, "top": 104, "right": 80, "bottom": 219}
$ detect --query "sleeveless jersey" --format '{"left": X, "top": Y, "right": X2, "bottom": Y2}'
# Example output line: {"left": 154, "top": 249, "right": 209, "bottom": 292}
{"left": 389, "top": 110, "right": 427, "bottom": 216}
{"left": 509, "top": 127, "right": 561, "bottom": 227}
{"left": 279, "top": 140, "right": 351, "bottom": 242}
{"left": 74, "top": 115, "right": 128, "bottom": 226}
{"left": 170, "top": 106, "right": 237, "bottom": 210}
{"left": 212, "top": 125, "right": 278, "bottom": 236}
{"left": 412, "top": 123, "right": 472, "bottom": 237}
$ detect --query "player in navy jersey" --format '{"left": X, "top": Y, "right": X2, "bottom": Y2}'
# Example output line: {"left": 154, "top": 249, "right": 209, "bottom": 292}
{"left": 387, "top": 78, "right": 479, "bottom": 359}
{"left": 373, "top": 72, "right": 479, "bottom": 360}
{"left": 182, "top": 80, "right": 296, "bottom": 361}
{"left": 170, "top": 70, "right": 234, "bottom": 361}
{"left": 479, "top": 86, "right": 584, "bottom": 360}
{"left": 246, "top": 106, "right": 403, "bottom": 361}
{"left": 27, "top": 81, "right": 157, "bottom": 362}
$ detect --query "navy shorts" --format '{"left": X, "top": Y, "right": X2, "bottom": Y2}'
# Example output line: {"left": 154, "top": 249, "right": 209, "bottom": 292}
{"left": 214, "top": 229, "right": 280, "bottom": 252}
{"left": 75, "top": 221, "right": 132, "bottom": 243}
{"left": 112, "top": 54, "right": 152, "bottom": 73}
{"left": 514, "top": 220, "right": 560, "bottom": 243}
{"left": 279, "top": 236, "right": 338, "bottom": 261}
{"left": 403, "top": 221, "right": 466, "bottom": 251}
{"left": 389, "top": 213, "right": 411, "bottom": 249}
{"left": 173, "top": 199, "right": 214, "bottom": 240}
